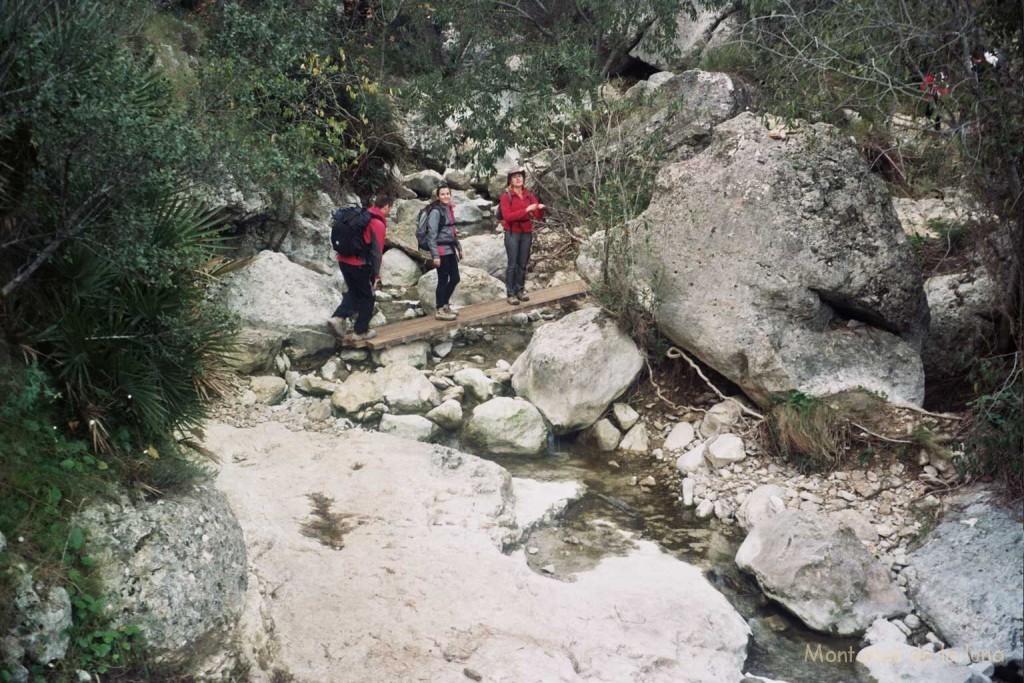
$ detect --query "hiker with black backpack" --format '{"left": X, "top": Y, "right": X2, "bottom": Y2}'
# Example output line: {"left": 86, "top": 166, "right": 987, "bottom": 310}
{"left": 416, "top": 185, "right": 463, "bottom": 321}
{"left": 499, "top": 167, "right": 545, "bottom": 305}
{"left": 326, "top": 193, "right": 393, "bottom": 343}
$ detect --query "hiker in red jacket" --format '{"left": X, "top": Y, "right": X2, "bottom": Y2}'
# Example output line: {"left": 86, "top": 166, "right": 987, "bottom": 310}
{"left": 326, "top": 193, "right": 393, "bottom": 342}
{"left": 499, "top": 167, "right": 545, "bottom": 305}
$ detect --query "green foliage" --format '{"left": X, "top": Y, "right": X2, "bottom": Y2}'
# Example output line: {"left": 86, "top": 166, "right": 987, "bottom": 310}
{"left": 0, "top": 366, "right": 110, "bottom": 664}
{"left": 385, "top": 0, "right": 693, "bottom": 170}
{"left": 961, "top": 357, "right": 1024, "bottom": 499}
{"left": 713, "top": 0, "right": 1023, "bottom": 220}
{"left": 0, "top": 367, "right": 107, "bottom": 574}
{"left": 189, "top": 0, "right": 401, "bottom": 196}
{"left": 924, "top": 218, "right": 968, "bottom": 250}
{"left": 1, "top": 0, "right": 238, "bottom": 456}
{"left": 64, "top": 542, "right": 143, "bottom": 677}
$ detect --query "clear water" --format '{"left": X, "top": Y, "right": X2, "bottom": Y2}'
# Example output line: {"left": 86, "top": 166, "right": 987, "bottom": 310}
{"left": 457, "top": 439, "right": 869, "bottom": 683}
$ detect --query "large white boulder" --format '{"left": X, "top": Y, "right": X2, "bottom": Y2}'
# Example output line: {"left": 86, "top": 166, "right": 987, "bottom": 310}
{"left": 459, "top": 234, "right": 507, "bottom": 279}
{"left": 626, "top": 113, "right": 929, "bottom": 406}
{"left": 735, "top": 510, "right": 911, "bottom": 635}
{"left": 464, "top": 397, "right": 548, "bottom": 456}
{"left": 216, "top": 250, "right": 344, "bottom": 372}
{"left": 375, "top": 363, "right": 441, "bottom": 414}
{"left": 381, "top": 248, "right": 422, "bottom": 288}
{"left": 206, "top": 422, "right": 752, "bottom": 682}
{"left": 903, "top": 489, "right": 1023, "bottom": 666}
{"left": 512, "top": 307, "right": 643, "bottom": 434}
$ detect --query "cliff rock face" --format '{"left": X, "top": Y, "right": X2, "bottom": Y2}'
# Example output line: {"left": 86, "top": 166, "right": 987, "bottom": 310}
{"left": 626, "top": 112, "right": 929, "bottom": 406}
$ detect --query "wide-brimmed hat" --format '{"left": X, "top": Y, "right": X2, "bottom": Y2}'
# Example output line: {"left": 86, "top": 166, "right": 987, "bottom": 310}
{"left": 505, "top": 166, "right": 527, "bottom": 183}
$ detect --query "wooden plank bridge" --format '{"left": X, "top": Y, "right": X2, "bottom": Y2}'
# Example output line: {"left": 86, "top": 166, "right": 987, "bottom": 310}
{"left": 346, "top": 279, "right": 590, "bottom": 350}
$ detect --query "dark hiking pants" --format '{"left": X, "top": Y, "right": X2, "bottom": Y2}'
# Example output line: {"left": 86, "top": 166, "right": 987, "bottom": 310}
{"left": 435, "top": 253, "right": 460, "bottom": 309}
{"left": 333, "top": 262, "right": 375, "bottom": 334}
{"left": 504, "top": 231, "right": 532, "bottom": 296}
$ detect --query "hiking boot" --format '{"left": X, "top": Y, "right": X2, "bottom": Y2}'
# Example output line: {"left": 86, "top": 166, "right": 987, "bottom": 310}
{"left": 435, "top": 308, "right": 457, "bottom": 321}
{"left": 345, "top": 329, "right": 378, "bottom": 343}
{"left": 326, "top": 316, "right": 348, "bottom": 338}
{"left": 516, "top": 292, "right": 530, "bottom": 302}
{"left": 444, "top": 305, "right": 459, "bottom": 318}
{"left": 507, "top": 296, "right": 520, "bottom": 305}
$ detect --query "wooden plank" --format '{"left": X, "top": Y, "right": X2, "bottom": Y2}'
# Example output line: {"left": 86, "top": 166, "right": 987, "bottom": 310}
{"left": 344, "top": 280, "right": 589, "bottom": 350}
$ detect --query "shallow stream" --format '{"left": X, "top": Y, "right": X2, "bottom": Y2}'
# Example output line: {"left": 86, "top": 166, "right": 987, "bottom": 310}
{"left": 378, "top": 284, "right": 870, "bottom": 683}
{"left": 458, "top": 440, "right": 872, "bottom": 683}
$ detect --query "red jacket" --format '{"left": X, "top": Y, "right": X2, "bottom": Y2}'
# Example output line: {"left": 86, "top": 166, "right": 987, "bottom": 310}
{"left": 335, "top": 205, "right": 387, "bottom": 278}
{"left": 499, "top": 188, "right": 545, "bottom": 234}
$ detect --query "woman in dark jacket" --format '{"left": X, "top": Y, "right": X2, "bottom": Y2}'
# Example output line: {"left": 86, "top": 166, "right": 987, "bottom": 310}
{"left": 425, "top": 185, "right": 463, "bottom": 320}
{"left": 499, "top": 168, "right": 545, "bottom": 305}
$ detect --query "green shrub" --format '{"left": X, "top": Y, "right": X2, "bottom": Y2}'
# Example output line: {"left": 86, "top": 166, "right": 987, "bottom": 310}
{"left": 961, "top": 357, "right": 1024, "bottom": 499}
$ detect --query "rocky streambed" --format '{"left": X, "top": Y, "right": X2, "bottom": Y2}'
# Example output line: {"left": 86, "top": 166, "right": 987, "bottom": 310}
{"left": 204, "top": 297, "right": 1023, "bottom": 682}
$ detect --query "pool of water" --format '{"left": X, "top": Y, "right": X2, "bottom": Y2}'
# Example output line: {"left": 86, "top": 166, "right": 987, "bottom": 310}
{"left": 458, "top": 440, "right": 869, "bottom": 683}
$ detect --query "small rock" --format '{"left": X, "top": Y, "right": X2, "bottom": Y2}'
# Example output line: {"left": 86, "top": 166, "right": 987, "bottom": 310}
{"left": 682, "top": 478, "right": 695, "bottom": 506}
{"left": 618, "top": 423, "right": 650, "bottom": 453}
{"left": 663, "top": 422, "right": 696, "bottom": 451}
{"left": 706, "top": 434, "right": 746, "bottom": 467}
{"left": 695, "top": 500, "right": 715, "bottom": 519}
{"left": 541, "top": 564, "right": 555, "bottom": 574}
{"left": 676, "top": 445, "right": 705, "bottom": 474}
{"left": 611, "top": 403, "right": 640, "bottom": 431}
{"left": 799, "top": 491, "right": 823, "bottom": 504}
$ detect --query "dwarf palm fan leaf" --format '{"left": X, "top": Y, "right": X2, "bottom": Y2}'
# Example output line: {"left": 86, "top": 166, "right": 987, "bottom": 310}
{"left": 151, "top": 194, "right": 228, "bottom": 253}
{"left": 34, "top": 190, "right": 235, "bottom": 448}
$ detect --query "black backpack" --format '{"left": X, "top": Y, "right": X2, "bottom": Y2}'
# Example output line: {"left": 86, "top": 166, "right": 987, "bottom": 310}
{"left": 330, "top": 206, "right": 372, "bottom": 258}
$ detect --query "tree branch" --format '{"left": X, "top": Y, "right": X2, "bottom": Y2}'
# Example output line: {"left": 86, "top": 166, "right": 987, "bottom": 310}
{"left": 495, "top": 1, "right": 555, "bottom": 39}
{"left": 1, "top": 190, "right": 111, "bottom": 299}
